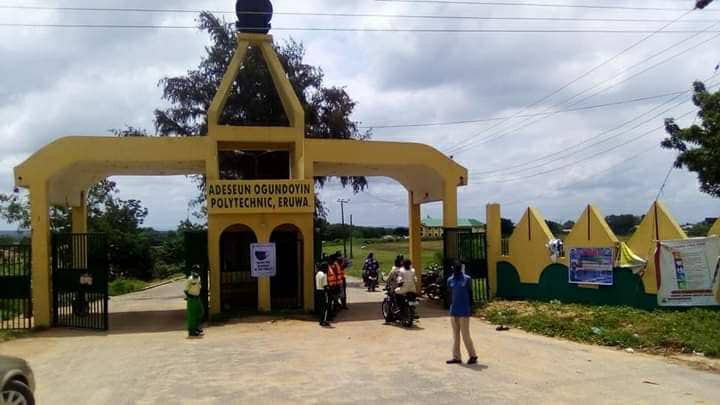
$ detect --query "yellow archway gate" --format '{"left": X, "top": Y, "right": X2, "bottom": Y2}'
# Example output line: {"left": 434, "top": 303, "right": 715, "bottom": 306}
{"left": 14, "top": 33, "right": 468, "bottom": 327}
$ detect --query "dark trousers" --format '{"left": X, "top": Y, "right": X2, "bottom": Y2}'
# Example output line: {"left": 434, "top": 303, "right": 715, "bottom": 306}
{"left": 315, "top": 289, "right": 329, "bottom": 325}
{"left": 341, "top": 278, "right": 348, "bottom": 308}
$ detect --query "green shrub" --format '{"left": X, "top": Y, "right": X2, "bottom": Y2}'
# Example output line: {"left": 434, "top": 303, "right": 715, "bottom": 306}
{"left": 109, "top": 278, "right": 148, "bottom": 296}
{"left": 152, "top": 262, "right": 183, "bottom": 280}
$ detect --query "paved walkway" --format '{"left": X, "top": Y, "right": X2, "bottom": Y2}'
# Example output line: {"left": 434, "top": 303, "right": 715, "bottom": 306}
{"left": 2, "top": 280, "right": 720, "bottom": 404}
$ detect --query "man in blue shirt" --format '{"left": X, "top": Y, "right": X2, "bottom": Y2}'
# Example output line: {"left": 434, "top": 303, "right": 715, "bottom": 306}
{"left": 446, "top": 261, "right": 478, "bottom": 365}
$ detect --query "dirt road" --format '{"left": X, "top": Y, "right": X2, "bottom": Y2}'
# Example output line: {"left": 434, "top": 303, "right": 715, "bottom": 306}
{"left": 1, "top": 280, "right": 719, "bottom": 404}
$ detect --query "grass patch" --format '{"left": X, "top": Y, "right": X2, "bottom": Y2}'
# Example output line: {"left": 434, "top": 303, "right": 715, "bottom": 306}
{"left": 478, "top": 300, "right": 720, "bottom": 358}
{"left": 109, "top": 278, "right": 150, "bottom": 296}
{"left": 322, "top": 239, "right": 443, "bottom": 278}
{"left": 0, "top": 330, "right": 25, "bottom": 342}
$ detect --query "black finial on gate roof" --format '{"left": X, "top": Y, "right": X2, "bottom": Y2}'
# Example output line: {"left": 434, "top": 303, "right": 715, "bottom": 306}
{"left": 236, "top": 0, "right": 273, "bottom": 34}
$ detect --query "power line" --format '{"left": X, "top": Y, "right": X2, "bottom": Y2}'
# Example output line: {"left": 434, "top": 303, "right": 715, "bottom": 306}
{"left": 360, "top": 90, "right": 688, "bottom": 129}
{"left": 467, "top": 108, "right": 696, "bottom": 185}
{"left": 655, "top": 164, "right": 675, "bottom": 200}
{"left": 5, "top": 22, "right": 720, "bottom": 34}
{"left": 376, "top": 0, "right": 718, "bottom": 12}
{"left": 1, "top": 4, "right": 717, "bottom": 24}
{"left": 470, "top": 94, "right": 693, "bottom": 179}
{"left": 442, "top": 7, "right": 696, "bottom": 155}
{"left": 502, "top": 142, "right": 660, "bottom": 206}
{"left": 447, "top": 16, "right": 720, "bottom": 155}
{"left": 470, "top": 91, "right": 693, "bottom": 177}
{"left": 556, "top": 28, "right": 720, "bottom": 112}
{"left": 468, "top": 76, "right": 719, "bottom": 177}
{"left": 363, "top": 191, "right": 406, "bottom": 207}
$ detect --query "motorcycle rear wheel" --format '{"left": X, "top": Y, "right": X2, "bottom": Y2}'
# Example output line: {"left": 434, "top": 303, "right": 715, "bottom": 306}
{"left": 402, "top": 306, "right": 414, "bottom": 327}
{"left": 382, "top": 300, "right": 394, "bottom": 323}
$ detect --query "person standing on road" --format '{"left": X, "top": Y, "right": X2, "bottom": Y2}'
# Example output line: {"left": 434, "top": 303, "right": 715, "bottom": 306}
{"left": 334, "top": 251, "right": 349, "bottom": 310}
{"left": 315, "top": 264, "right": 331, "bottom": 327}
{"left": 326, "top": 255, "right": 340, "bottom": 319}
{"left": 185, "top": 266, "right": 204, "bottom": 338}
{"left": 446, "top": 261, "right": 478, "bottom": 365}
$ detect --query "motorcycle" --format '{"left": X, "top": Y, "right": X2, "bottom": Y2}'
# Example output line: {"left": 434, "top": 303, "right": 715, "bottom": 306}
{"left": 421, "top": 264, "right": 444, "bottom": 301}
{"left": 382, "top": 289, "right": 418, "bottom": 327}
{"left": 367, "top": 271, "right": 378, "bottom": 292}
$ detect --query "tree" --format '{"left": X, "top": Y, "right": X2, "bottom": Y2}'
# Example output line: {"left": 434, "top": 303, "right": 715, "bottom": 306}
{"left": 154, "top": 13, "right": 370, "bottom": 217}
{"left": 86, "top": 180, "right": 154, "bottom": 280}
{"left": 663, "top": 81, "right": 720, "bottom": 198}
{"left": 1, "top": 181, "right": 155, "bottom": 280}
{"left": 0, "top": 235, "right": 15, "bottom": 245}
{"left": 562, "top": 220, "right": 576, "bottom": 230}
{"left": 686, "top": 221, "right": 712, "bottom": 237}
{"left": 0, "top": 193, "right": 69, "bottom": 232}
{"left": 605, "top": 214, "right": 641, "bottom": 236}
{"left": 545, "top": 220, "right": 563, "bottom": 236}
{"left": 501, "top": 218, "right": 515, "bottom": 237}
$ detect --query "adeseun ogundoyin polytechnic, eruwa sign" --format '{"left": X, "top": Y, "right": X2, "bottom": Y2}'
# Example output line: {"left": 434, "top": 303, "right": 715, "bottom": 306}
{"left": 207, "top": 180, "right": 314, "bottom": 214}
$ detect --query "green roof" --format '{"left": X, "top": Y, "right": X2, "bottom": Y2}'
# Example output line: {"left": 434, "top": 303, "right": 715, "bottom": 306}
{"left": 421, "top": 217, "right": 484, "bottom": 228}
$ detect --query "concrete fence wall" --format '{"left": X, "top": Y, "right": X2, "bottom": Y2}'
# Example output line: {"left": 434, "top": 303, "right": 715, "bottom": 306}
{"left": 486, "top": 202, "right": 716, "bottom": 309}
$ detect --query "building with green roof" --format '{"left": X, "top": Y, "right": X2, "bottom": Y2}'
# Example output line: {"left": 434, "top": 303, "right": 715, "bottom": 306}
{"left": 420, "top": 216, "right": 485, "bottom": 239}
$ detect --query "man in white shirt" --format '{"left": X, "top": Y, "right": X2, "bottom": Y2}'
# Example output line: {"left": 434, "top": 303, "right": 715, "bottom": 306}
{"left": 395, "top": 260, "right": 417, "bottom": 296}
{"left": 315, "top": 265, "right": 330, "bottom": 327}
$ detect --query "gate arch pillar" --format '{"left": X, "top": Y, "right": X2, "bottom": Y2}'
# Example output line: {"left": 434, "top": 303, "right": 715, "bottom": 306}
{"left": 30, "top": 180, "right": 52, "bottom": 327}
{"left": 408, "top": 191, "right": 422, "bottom": 291}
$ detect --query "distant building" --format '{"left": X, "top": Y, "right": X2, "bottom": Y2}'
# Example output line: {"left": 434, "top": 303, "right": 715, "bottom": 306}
{"left": 420, "top": 216, "right": 485, "bottom": 239}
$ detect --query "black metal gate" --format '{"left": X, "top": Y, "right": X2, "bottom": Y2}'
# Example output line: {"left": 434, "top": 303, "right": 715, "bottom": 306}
{"left": 443, "top": 229, "right": 489, "bottom": 306}
{"left": 0, "top": 244, "right": 32, "bottom": 330}
{"left": 52, "top": 234, "right": 109, "bottom": 330}
{"left": 184, "top": 231, "right": 209, "bottom": 320}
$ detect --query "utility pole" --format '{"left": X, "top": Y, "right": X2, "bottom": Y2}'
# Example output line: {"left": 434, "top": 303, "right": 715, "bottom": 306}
{"left": 337, "top": 198, "right": 350, "bottom": 257}
{"left": 350, "top": 214, "right": 354, "bottom": 259}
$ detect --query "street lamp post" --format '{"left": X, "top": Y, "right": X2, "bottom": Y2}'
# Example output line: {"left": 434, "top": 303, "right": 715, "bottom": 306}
{"left": 337, "top": 198, "right": 350, "bottom": 257}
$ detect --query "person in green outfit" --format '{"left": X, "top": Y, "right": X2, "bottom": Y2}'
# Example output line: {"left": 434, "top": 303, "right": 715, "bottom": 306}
{"left": 185, "top": 265, "right": 204, "bottom": 337}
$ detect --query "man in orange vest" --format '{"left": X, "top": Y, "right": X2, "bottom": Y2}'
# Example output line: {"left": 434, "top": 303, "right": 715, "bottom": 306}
{"left": 334, "top": 252, "right": 348, "bottom": 310}
{"left": 326, "top": 255, "right": 341, "bottom": 318}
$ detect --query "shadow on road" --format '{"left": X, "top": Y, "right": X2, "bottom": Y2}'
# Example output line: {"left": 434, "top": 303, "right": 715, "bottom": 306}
{"left": 34, "top": 279, "right": 450, "bottom": 337}
{"left": 35, "top": 309, "right": 188, "bottom": 338}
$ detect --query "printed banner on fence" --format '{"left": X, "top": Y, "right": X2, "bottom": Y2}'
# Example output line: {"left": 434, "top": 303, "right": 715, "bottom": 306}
{"left": 207, "top": 180, "right": 314, "bottom": 214}
{"left": 569, "top": 247, "right": 614, "bottom": 286}
{"left": 250, "top": 243, "right": 276, "bottom": 278}
{"left": 657, "top": 236, "right": 720, "bottom": 307}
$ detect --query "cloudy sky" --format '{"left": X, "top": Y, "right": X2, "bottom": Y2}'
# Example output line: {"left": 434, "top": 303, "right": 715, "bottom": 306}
{"left": 1, "top": 0, "right": 718, "bottom": 230}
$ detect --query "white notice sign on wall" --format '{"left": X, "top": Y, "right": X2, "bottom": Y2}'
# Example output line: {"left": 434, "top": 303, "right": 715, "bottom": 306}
{"left": 251, "top": 243, "right": 277, "bottom": 278}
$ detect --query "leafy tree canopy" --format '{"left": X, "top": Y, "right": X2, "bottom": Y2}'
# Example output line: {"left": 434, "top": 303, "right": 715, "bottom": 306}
{"left": 545, "top": 220, "right": 563, "bottom": 236}
{"left": 501, "top": 218, "right": 515, "bottom": 237}
{"left": 154, "top": 12, "right": 370, "bottom": 215}
{"left": 663, "top": 81, "right": 720, "bottom": 198}
{"left": 605, "top": 214, "right": 642, "bottom": 236}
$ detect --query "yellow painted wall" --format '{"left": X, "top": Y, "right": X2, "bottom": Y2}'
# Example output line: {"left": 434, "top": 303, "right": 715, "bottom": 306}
{"left": 486, "top": 204, "right": 501, "bottom": 296}
{"left": 486, "top": 201, "right": 694, "bottom": 296}
{"left": 562, "top": 205, "right": 619, "bottom": 271}
{"left": 208, "top": 213, "right": 314, "bottom": 315}
{"left": 504, "top": 208, "right": 555, "bottom": 284}
{"left": 709, "top": 218, "right": 720, "bottom": 236}
{"left": 627, "top": 201, "right": 687, "bottom": 294}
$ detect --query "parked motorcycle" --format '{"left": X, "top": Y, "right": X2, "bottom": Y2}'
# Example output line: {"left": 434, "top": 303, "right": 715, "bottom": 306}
{"left": 382, "top": 289, "right": 418, "bottom": 327}
{"left": 421, "top": 264, "right": 444, "bottom": 301}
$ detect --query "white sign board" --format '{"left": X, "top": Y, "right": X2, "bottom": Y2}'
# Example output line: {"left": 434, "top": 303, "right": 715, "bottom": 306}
{"left": 251, "top": 243, "right": 276, "bottom": 278}
{"left": 657, "top": 236, "right": 720, "bottom": 307}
